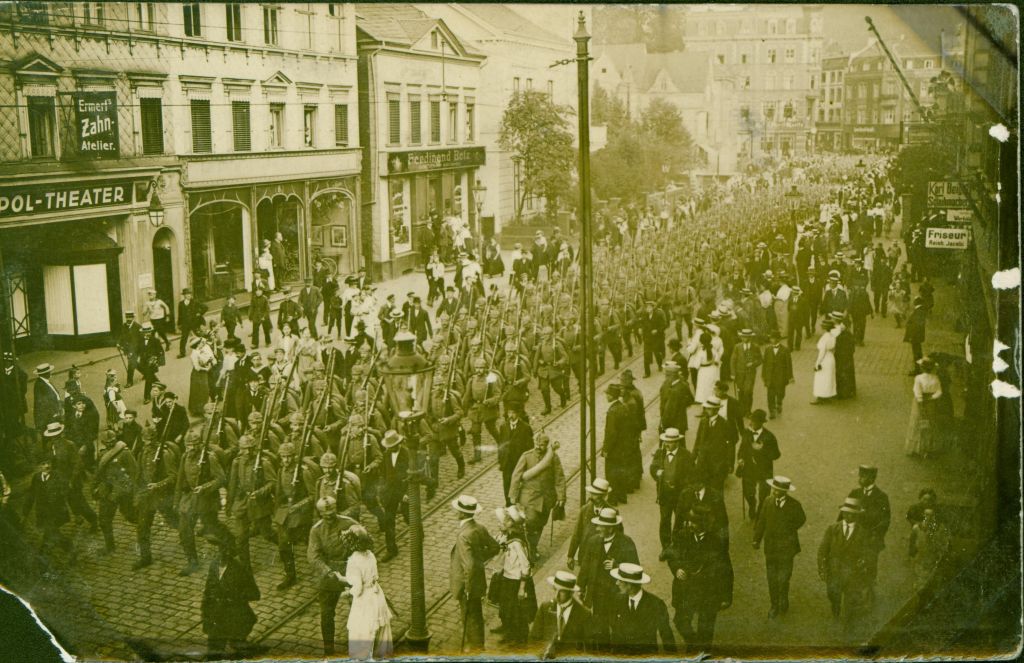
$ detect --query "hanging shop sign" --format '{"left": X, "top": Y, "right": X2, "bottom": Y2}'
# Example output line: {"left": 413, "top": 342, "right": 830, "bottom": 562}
{"left": 386, "top": 146, "right": 486, "bottom": 175}
{"left": 74, "top": 91, "right": 120, "bottom": 159}
{"left": 927, "top": 180, "right": 967, "bottom": 209}
{"left": 925, "top": 226, "right": 971, "bottom": 250}
{"left": 945, "top": 208, "right": 974, "bottom": 224}
{"left": 0, "top": 181, "right": 133, "bottom": 219}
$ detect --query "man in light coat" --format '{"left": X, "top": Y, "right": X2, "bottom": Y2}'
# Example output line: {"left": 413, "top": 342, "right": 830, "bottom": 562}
{"left": 510, "top": 432, "right": 566, "bottom": 558}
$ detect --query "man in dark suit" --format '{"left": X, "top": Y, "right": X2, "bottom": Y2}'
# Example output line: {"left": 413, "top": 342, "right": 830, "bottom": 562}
{"left": 639, "top": 300, "right": 668, "bottom": 378}
{"left": 22, "top": 459, "right": 75, "bottom": 559}
{"left": 139, "top": 324, "right": 166, "bottom": 400}
{"left": 405, "top": 296, "right": 433, "bottom": 344}
{"left": 530, "top": 571, "right": 592, "bottom": 659}
{"left": 497, "top": 408, "right": 534, "bottom": 506}
{"left": 712, "top": 381, "right": 743, "bottom": 464}
{"left": 668, "top": 507, "right": 733, "bottom": 653}
{"left": 1, "top": 352, "right": 28, "bottom": 434}
{"left": 601, "top": 384, "right": 632, "bottom": 505}
{"left": 903, "top": 296, "right": 927, "bottom": 375}
{"left": 736, "top": 410, "right": 781, "bottom": 519}
{"left": 787, "top": 287, "right": 809, "bottom": 351}
{"left": 154, "top": 391, "right": 190, "bottom": 445}
{"left": 752, "top": 476, "right": 806, "bottom": 618}
{"left": 377, "top": 430, "right": 408, "bottom": 562}
{"left": 298, "top": 278, "right": 323, "bottom": 338}
{"left": 249, "top": 287, "right": 272, "bottom": 348}
{"left": 649, "top": 428, "right": 693, "bottom": 559}
{"left": 65, "top": 395, "right": 100, "bottom": 472}
{"left": 450, "top": 495, "right": 500, "bottom": 653}
{"left": 692, "top": 398, "right": 733, "bottom": 492}
{"left": 730, "top": 329, "right": 762, "bottom": 414}
{"left": 117, "top": 312, "right": 143, "bottom": 387}
{"left": 234, "top": 375, "right": 266, "bottom": 433}
{"left": 32, "top": 363, "right": 63, "bottom": 431}
{"left": 674, "top": 478, "right": 730, "bottom": 544}
{"left": 658, "top": 362, "right": 693, "bottom": 434}
{"left": 848, "top": 464, "right": 891, "bottom": 603}
{"left": 821, "top": 271, "right": 849, "bottom": 317}
{"left": 566, "top": 478, "right": 611, "bottom": 571}
{"left": 577, "top": 508, "right": 638, "bottom": 651}
{"left": 609, "top": 563, "right": 676, "bottom": 655}
{"left": 277, "top": 287, "right": 302, "bottom": 333}
{"left": 437, "top": 286, "right": 462, "bottom": 318}
{"left": 177, "top": 288, "right": 208, "bottom": 358}
{"left": 818, "top": 497, "right": 872, "bottom": 625}
{"left": 761, "top": 331, "right": 794, "bottom": 419}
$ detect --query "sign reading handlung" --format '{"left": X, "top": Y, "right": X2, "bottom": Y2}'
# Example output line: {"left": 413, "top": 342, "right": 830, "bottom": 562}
{"left": 0, "top": 181, "right": 132, "bottom": 219}
{"left": 925, "top": 227, "right": 971, "bottom": 250}
{"left": 74, "top": 91, "right": 119, "bottom": 158}
{"left": 386, "top": 146, "right": 486, "bottom": 175}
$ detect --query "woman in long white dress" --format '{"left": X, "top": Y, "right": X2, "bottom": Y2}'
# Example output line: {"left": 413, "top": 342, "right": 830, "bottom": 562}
{"left": 278, "top": 322, "right": 297, "bottom": 362}
{"left": 694, "top": 332, "right": 721, "bottom": 404}
{"left": 343, "top": 525, "right": 393, "bottom": 660}
{"left": 811, "top": 319, "right": 837, "bottom": 403}
{"left": 904, "top": 357, "right": 943, "bottom": 458}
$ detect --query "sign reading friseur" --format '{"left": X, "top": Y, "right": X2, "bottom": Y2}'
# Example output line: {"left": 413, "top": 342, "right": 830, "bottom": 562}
{"left": 0, "top": 181, "right": 132, "bottom": 219}
{"left": 385, "top": 146, "right": 486, "bottom": 175}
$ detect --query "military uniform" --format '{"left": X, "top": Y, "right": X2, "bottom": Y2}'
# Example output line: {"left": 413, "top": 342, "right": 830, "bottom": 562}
{"left": 424, "top": 388, "right": 466, "bottom": 497}
{"left": 273, "top": 449, "right": 319, "bottom": 589}
{"left": 174, "top": 436, "right": 228, "bottom": 574}
{"left": 134, "top": 432, "right": 179, "bottom": 569}
{"left": 533, "top": 332, "right": 569, "bottom": 414}
{"left": 92, "top": 438, "right": 139, "bottom": 553}
{"left": 226, "top": 439, "right": 276, "bottom": 569}
{"left": 462, "top": 362, "right": 503, "bottom": 463}
{"left": 308, "top": 510, "right": 359, "bottom": 656}
{"left": 499, "top": 344, "right": 532, "bottom": 415}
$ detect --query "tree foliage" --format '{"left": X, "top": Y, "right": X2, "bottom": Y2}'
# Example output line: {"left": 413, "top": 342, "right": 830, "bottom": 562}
{"left": 498, "top": 90, "right": 576, "bottom": 220}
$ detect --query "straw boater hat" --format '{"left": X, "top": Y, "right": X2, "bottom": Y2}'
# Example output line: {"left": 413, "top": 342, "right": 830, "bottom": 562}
{"left": 767, "top": 476, "right": 796, "bottom": 492}
{"left": 610, "top": 562, "right": 652, "bottom": 585}
{"left": 702, "top": 396, "right": 723, "bottom": 409}
{"left": 739, "top": 328, "right": 755, "bottom": 339}
{"left": 381, "top": 430, "right": 403, "bottom": 449}
{"left": 43, "top": 422, "right": 65, "bottom": 437}
{"left": 35, "top": 363, "right": 53, "bottom": 376}
{"left": 591, "top": 507, "right": 622, "bottom": 527}
{"left": 546, "top": 570, "right": 581, "bottom": 593}
{"left": 839, "top": 497, "right": 864, "bottom": 514}
{"left": 452, "top": 495, "right": 483, "bottom": 515}
{"left": 585, "top": 478, "right": 612, "bottom": 495}
{"left": 659, "top": 428, "right": 683, "bottom": 443}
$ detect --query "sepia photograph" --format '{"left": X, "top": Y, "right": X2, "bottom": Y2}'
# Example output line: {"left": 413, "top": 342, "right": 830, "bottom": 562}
{"left": 0, "top": 2, "right": 1019, "bottom": 662}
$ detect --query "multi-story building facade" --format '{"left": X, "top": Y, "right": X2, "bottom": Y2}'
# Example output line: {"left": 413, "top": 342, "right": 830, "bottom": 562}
{"left": 815, "top": 50, "right": 847, "bottom": 151}
{"left": 414, "top": 3, "right": 575, "bottom": 230}
{"left": 680, "top": 5, "right": 824, "bottom": 163}
{"left": 840, "top": 37, "right": 942, "bottom": 152}
{"left": 356, "top": 4, "right": 485, "bottom": 279}
{"left": 0, "top": 2, "right": 361, "bottom": 352}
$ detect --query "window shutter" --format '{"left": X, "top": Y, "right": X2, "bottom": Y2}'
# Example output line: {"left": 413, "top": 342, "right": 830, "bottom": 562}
{"left": 334, "top": 104, "right": 349, "bottom": 146}
{"left": 388, "top": 98, "right": 400, "bottom": 144}
{"left": 232, "top": 101, "right": 251, "bottom": 151}
{"left": 140, "top": 98, "right": 164, "bottom": 155}
{"left": 409, "top": 99, "right": 421, "bottom": 144}
{"left": 430, "top": 100, "right": 440, "bottom": 143}
{"left": 190, "top": 99, "right": 212, "bottom": 153}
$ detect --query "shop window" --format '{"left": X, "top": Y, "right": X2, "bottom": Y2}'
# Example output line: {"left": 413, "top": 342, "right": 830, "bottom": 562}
{"left": 134, "top": 2, "right": 155, "bottom": 31}
{"left": 448, "top": 102, "right": 458, "bottom": 144}
{"left": 190, "top": 99, "right": 212, "bottom": 153}
{"left": 389, "top": 179, "right": 411, "bottom": 255}
{"left": 27, "top": 96, "right": 56, "bottom": 158}
{"left": 334, "top": 104, "right": 349, "bottom": 146}
{"left": 269, "top": 103, "right": 284, "bottom": 148}
{"left": 83, "top": 2, "right": 104, "bottom": 26}
{"left": 226, "top": 3, "right": 242, "bottom": 41}
{"left": 303, "top": 105, "right": 317, "bottom": 147}
{"left": 430, "top": 99, "right": 441, "bottom": 143}
{"left": 409, "top": 97, "right": 421, "bottom": 145}
{"left": 183, "top": 3, "right": 201, "bottom": 37}
{"left": 263, "top": 5, "right": 278, "bottom": 46}
{"left": 140, "top": 97, "right": 164, "bottom": 155}
{"left": 256, "top": 196, "right": 303, "bottom": 285}
{"left": 232, "top": 101, "right": 251, "bottom": 152}
{"left": 388, "top": 97, "right": 401, "bottom": 146}
{"left": 192, "top": 202, "right": 249, "bottom": 300}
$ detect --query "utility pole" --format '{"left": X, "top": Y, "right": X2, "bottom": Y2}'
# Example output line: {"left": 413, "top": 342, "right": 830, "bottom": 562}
{"left": 865, "top": 16, "right": 928, "bottom": 119}
{"left": 574, "top": 12, "right": 597, "bottom": 500}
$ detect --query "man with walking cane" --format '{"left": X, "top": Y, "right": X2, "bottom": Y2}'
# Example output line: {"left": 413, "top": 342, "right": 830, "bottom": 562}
{"left": 450, "top": 495, "right": 499, "bottom": 653}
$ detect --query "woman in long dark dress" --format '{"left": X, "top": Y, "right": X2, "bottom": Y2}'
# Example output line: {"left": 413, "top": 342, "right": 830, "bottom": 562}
{"left": 832, "top": 312, "right": 857, "bottom": 399}
{"left": 201, "top": 532, "right": 261, "bottom": 659}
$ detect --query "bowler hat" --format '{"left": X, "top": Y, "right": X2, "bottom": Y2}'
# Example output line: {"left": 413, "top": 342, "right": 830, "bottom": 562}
{"left": 746, "top": 409, "right": 768, "bottom": 425}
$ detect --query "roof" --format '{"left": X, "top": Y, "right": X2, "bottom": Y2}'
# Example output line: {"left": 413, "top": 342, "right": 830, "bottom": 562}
{"left": 454, "top": 4, "right": 563, "bottom": 44}
{"left": 356, "top": 4, "right": 481, "bottom": 55}
{"left": 594, "top": 43, "right": 648, "bottom": 80}
{"left": 641, "top": 52, "right": 710, "bottom": 94}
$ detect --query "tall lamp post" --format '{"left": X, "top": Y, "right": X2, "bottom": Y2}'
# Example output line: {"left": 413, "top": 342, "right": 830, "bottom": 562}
{"left": 785, "top": 184, "right": 802, "bottom": 226}
{"left": 574, "top": 13, "right": 598, "bottom": 495}
{"left": 472, "top": 179, "right": 487, "bottom": 251}
{"left": 379, "top": 332, "right": 437, "bottom": 653}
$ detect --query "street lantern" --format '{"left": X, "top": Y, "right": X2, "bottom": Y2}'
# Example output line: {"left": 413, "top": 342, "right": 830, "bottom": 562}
{"left": 472, "top": 179, "right": 487, "bottom": 244}
{"left": 378, "top": 331, "right": 435, "bottom": 653}
{"left": 147, "top": 181, "right": 165, "bottom": 227}
{"left": 785, "top": 184, "right": 802, "bottom": 223}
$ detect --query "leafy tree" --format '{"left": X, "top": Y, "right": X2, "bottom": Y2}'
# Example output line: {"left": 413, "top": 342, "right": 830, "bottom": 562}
{"left": 499, "top": 90, "right": 576, "bottom": 221}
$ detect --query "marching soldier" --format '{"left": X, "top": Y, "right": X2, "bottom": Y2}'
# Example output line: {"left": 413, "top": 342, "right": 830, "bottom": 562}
{"left": 308, "top": 496, "right": 358, "bottom": 657}
{"left": 226, "top": 434, "right": 276, "bottom": 570}
{"left": 599, "top": 298, "right": 623, "bottom": 371}
{"left": 315, "top": 452, "right": 361, "bottom": 520}
{"left": 343, "top": 414, "right": 387, "bottom": 534}
{"left": 533, "top": 326, "right": 569, "bottom": 415}
{"left": 499, "top": 338, "right": 532, "bottom": 415}
{"left": 92, "top": 430, "right": 139, "bottom": 554}
{"left": 272, "top": 441, "right": 318, "bottom": 591}
{"left": 133, "top": 425, "right": 179, "bottom": 570}
{"left": 42, "top": 421, "right": 98, "bottom": 531}
{"left": 462, "top": 357, "right": 503, "bottom": 464}
{"left": 174, "top": 430, "right": 228, "bottom": 576}
{"left": 424, "top": 381, "right": 466, "bottom": 499}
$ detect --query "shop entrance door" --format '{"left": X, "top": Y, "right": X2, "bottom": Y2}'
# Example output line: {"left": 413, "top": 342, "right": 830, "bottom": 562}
{"left": 189, "top": 203, "right": 247, "bottom": 302}
{"left": 152, "top": 228, "right": 175, "bottom": 325}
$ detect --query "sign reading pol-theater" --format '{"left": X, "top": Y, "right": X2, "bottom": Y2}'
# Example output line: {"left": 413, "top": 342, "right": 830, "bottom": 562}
{"left": 0, "top": 181, "right": 132, "bottom": 219}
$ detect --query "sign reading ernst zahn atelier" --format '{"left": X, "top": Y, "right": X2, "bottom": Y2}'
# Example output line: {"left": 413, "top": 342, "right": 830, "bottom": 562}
{"left": 386, "top": 146, "right": 486, "bottom": 175}
{"left": 74, "top": 91, "right": 120, "bottom": 159}
{"left": 0, "top": 181, "right": 132, "bottom": 219}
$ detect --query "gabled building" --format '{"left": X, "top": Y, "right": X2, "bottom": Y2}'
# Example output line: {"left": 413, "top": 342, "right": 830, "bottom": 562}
{"left": 356, "top": 4, "right": 485, "bottom": 279}
{"left": 414, "top": 3, "right": 575, "bottom": 229}
{"left": 815, "top": 47, "right": 849, "bottom": 151}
